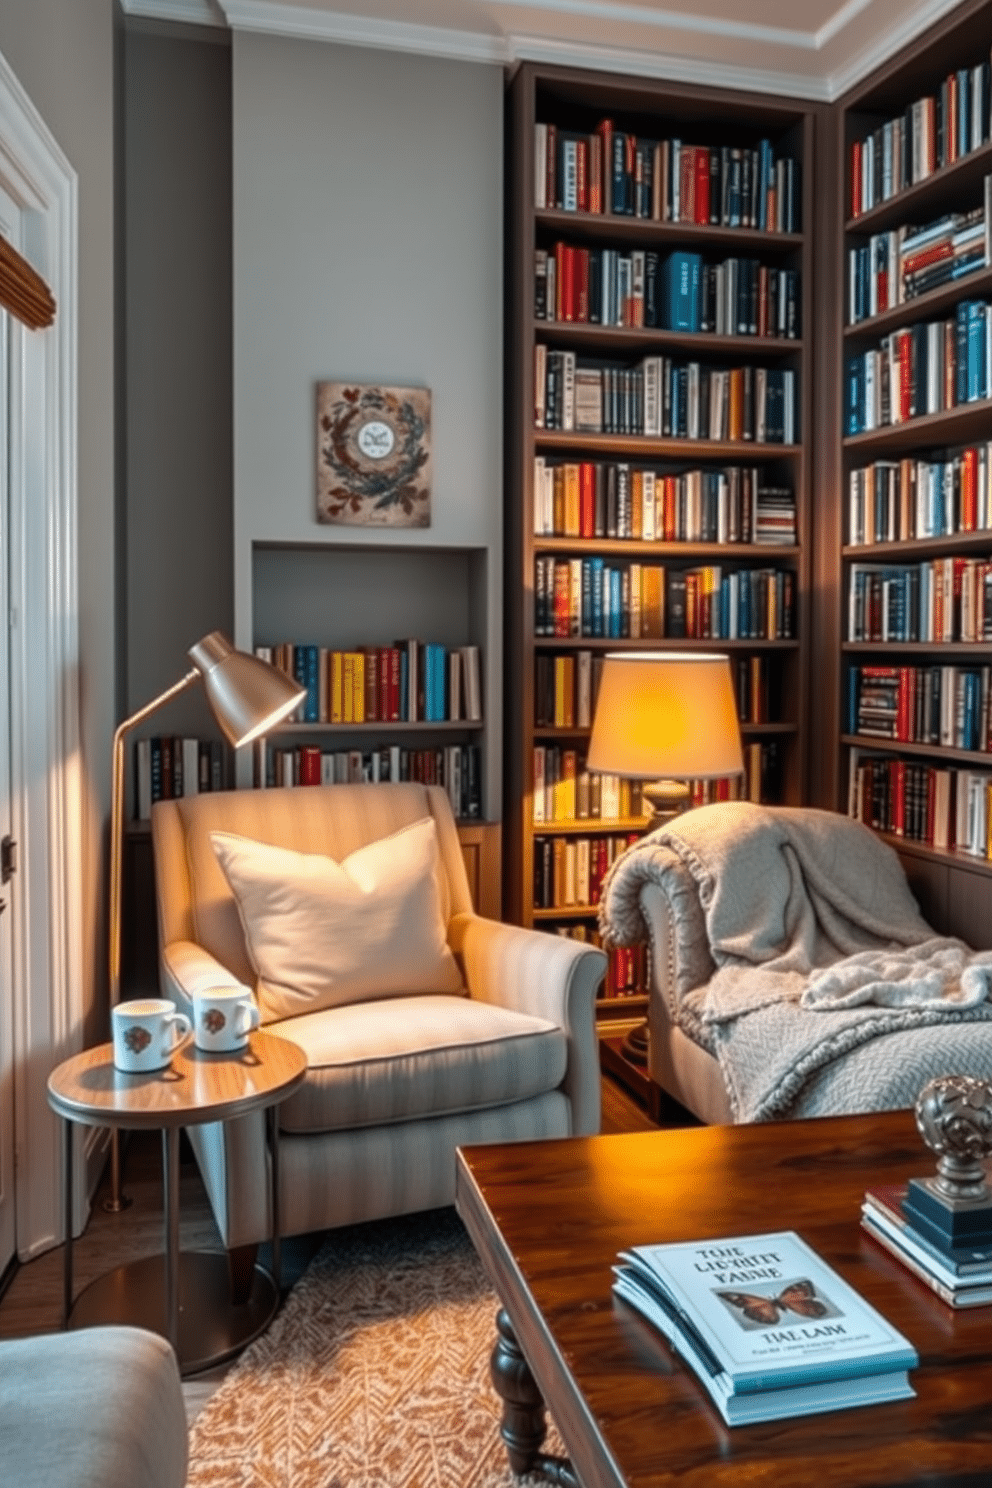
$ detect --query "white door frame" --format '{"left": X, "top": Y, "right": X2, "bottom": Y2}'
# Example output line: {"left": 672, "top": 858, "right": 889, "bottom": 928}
{"left": 0, "top": 47, "right": 85, "bottom": 1259}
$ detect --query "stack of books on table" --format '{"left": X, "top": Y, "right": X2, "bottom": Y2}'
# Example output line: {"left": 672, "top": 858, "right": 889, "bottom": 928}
{"left": 612, "top": 1230, "right": 917, "bottom": 1426}
{"left": 861, "top": 1184, "right": 992, "bottom": 1308}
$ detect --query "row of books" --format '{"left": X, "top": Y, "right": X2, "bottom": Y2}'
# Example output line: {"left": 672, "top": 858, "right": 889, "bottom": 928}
{"left": 851, "top": 60, "right": 992, "bottom": 217}
{"left": 862, "top": 1183, "right": 992, "bottom": 1309}
{"left": 257, "top": 642, "right": 482, "bottom": 726}
{"left": 536, "top": 243, "right": 800, "bottom": 340}
{"left": 847, "top": 556, "right": 992, "bottom": 643}
{"left": 846, "top": 663, "right": 992, "bottom": 753}
{"left": 848, "top": 187, "right": 991, "bottom": 323}
{"left": 535, "top": 556, "right": 796, "bottom": 641}
{"left": 532, "top": 750, "right": 643, "bottom": 824}
{"left": 262, "top": 742, "right": 482, "bottom": 820}
{"left": 537, "top": 347, "right": 797, "bottom": 443}
{"left": 532, "top": 743, "right": 779, "bottom": 825}
{"left": 533, "top": 458, "right": 796, "bottom": 545}
{"left": 848, "top": 749, "right": 992, "bottom": 854}
{"left": 845, "top": 300, "right": 992, "bottom": 434}
{"left": 535, "top": 121, "right": 800, "bottom": 232}
{"left": 533, "top": 830, "right": 639, "bottom": 910}
{"left": 847, "top": 445, "right": 992, "bottom": 546}
{"left": 550, "top": 923, "right": 650, "bottom": 1001}
{"left": 133, "top": 735, "right": 227, "bottom": 820}
{"left": 614, "top": 1230, "right": 917, "bottom": 1426}
{"left": 534, "top": 652, "right": 773, "bottom": 731}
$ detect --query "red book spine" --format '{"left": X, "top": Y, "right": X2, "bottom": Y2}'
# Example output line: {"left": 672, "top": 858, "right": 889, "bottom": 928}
{"left": 389, "top": 647, "right": 401, "bottom": 722}
{"left": 579, "top": 462, "right": 595, "bottom": 538}
{"left": 962, "top": 447, "right": 978, "bottom": 531}
{"left": 892, "top": 758, "right": 906, "bottom": 836}
{"left": 851, "top": 140, "right": 862, "bottom": 218}
{"left": 694, "top": 147, "right": 710, "bottom": 225}
{"left": 554, "top": 240, "right": 566, "bottom": 321}
{"left": 553, "top": 562, "right": 570, "bottom": 638}
{"left": 577, "top": 248, "right": 590, "bottom": 322}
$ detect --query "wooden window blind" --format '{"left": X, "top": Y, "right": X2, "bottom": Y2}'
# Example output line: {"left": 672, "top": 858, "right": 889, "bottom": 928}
{"left": 0, "top": 234, "right": 55, "bottom": 330}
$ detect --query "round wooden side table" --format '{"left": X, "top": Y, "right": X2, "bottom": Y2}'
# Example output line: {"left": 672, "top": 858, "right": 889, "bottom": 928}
{"left": 47, "top": 1028, "right": 307, "bottom": 1375}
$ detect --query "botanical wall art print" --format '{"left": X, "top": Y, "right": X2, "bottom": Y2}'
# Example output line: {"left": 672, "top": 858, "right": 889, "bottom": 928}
{"left": 316, "top": 382, "right": 432, "bottom": 528}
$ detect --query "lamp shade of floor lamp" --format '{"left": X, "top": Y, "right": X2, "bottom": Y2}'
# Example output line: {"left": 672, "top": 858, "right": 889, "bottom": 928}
{"left": 105, "top": 632, "right": 305, "bottom": 1210}
{"left": 586, "top": 651, "right": 743, "bottom": 1067}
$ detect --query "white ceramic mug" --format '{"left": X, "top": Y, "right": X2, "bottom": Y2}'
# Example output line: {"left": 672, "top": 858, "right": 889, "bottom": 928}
{"left": 112, "top": 998, "right": 192, "bottom": 1073}
{"left": 191, "top": 986, "right": 260, "bottom": 1053}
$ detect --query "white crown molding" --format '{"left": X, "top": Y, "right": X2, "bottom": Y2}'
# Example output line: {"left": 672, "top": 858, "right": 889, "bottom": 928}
{"left": 117, "top": 0, "right": 976, "bottom": 104}
{"left": 219, "top": 2, "right": 511, "bottom": 63}
{"left": 823, "top": 0, "right": 974, "bottom": 101}
{"left": 510, "top": 31, "right": 830, "bottom": 100}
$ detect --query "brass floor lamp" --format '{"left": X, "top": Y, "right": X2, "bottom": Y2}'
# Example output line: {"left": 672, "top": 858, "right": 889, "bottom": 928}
{"left": 105, "top": 632, "right": 305, "bottom": 1211}
{"left": 587, "top": 651, "right": 744, "bottom": 1065}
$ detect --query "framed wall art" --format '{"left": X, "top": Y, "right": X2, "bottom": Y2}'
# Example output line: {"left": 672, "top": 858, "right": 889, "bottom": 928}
{"left": 316, "top": 382, "right": 432, "bottom": 528}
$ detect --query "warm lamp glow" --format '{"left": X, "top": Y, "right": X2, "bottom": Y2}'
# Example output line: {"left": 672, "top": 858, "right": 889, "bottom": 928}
{"left": 587, "top": 651, "right": 743, "bottom": 782}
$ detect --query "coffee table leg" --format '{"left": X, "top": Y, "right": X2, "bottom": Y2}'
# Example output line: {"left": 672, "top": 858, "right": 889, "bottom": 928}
{"left": 163, "top": 1127, "right": 180, "bottom": 1353}
{"left": 62, "top": 1118, "right": 73, "bottom": 1326}
{"left": 490, "top": 1309, "right": 579, "bottom": 1486}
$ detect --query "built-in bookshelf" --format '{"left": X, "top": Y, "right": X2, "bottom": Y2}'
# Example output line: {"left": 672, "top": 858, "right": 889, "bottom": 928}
{"left": 505, "top": 64, "right": 815, "bottom": 1018}
{"left": 832, "top": 0, "right": 992, "bottom": 946}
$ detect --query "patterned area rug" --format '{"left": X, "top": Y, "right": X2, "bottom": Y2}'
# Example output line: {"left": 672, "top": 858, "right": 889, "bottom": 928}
{"left": 187, "top": 1209, "right": 565, "bottom": 1487}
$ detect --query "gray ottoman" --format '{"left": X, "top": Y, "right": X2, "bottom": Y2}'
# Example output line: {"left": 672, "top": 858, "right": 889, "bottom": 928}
{"left": 0, "top": 1325, "right": 187, "bottom": 1487}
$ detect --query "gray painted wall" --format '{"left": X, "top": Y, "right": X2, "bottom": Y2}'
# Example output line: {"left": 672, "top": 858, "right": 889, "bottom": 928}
{"left": 231, "top": 34, "right": 504, "bottom": 814}
{"left": 123, "top": 22, "right": 233, "bottom": 737}
{"left": 0, "top": 0, "right": 116, "bottom": 1037}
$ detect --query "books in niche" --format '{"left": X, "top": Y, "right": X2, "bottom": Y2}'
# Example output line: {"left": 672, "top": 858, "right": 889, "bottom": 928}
{"left": 613, "top": 1230, "right": 917, "bottom": 1427}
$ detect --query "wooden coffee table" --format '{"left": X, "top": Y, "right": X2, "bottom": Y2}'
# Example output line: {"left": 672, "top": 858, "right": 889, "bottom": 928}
{"left": 48, "top": 1029, "right": 307, "bottom": 1375}
{"left": 456, "top": 1110, "right": 992, "bottom": 1488}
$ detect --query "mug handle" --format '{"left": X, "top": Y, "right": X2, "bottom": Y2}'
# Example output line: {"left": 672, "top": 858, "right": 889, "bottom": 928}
{"left": 164, "top": 1011, "right": 192, "bottom": 1055}
{"left": 236, "top": 1001, "right": 261, "bottom": 1038}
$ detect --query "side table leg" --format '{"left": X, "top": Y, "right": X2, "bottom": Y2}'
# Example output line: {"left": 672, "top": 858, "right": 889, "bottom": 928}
{"left": 163, "top": 1127, "right": 180, "bottom": 1354}
{"left": 268, "top": 1105, "right": 281, "bottom": 1293}
{"left": 62, "top": 1118, "right": 73, "bottom": 1326}
{"left": 490, "top": 1309, "right": 579, "bottom": 1486}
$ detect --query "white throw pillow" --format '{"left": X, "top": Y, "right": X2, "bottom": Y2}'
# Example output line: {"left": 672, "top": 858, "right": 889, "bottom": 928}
{"left": 210, "top": 817, "right": 463, "bottom": 1023}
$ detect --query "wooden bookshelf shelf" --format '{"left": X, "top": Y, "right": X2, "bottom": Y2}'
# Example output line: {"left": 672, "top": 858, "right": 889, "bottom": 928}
{"left": 536, "top": 430, "right": 802, "bottom": 460}
{"left": 844, "top": 136, "right": 992, "bottom": 237}
{"left": 537, "top": 207, "right": 803, "bottom": 253}
{"left": 842, "top": 399, "right": 992, "bottom": 458}
{"left": 534, "top": 536, "right": 800, "bottom": 559}
{"left": 539, "top": 320, "right": 803, "bottom": 358}
{"left": 843, "top": 264, "right": 992, "bottom": 345}
{"left": 842, "top": 734, "right": 992, "bottom": 767}
{"left": 843, "top": 530, "right": 992, "bottom": 559}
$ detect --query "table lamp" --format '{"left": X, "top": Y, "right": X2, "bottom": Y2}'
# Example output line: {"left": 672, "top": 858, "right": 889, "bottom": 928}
{"left": 586, "top": 651, "right": 743, "bottom": 1063}
{"left": 105, "top": 632, "right": 305, "bottom": 1210}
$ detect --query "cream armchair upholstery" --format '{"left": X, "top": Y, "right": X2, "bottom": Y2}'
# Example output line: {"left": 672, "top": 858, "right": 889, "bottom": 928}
{"left": 152, "top": 782, "right": 605, "bottom": 1248}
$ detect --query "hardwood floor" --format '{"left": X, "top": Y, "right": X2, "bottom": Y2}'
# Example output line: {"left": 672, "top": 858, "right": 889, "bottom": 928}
{"left": 0, "top": 1061, "right": 662, "bottom": 1421}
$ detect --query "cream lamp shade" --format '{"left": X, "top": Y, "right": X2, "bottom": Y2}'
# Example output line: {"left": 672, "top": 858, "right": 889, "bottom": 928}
{"left": 587, "top": 651, "right": 743, "bottom": 813}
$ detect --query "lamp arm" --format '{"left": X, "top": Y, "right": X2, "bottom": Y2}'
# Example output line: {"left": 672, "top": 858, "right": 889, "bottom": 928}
{"left": 108, "top": 667, "right": 200, "bottom": 1009}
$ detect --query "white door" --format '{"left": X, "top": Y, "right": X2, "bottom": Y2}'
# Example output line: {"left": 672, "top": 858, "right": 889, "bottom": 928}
{"left": 0, "top": 183, "right": 20, "bottom": 1276}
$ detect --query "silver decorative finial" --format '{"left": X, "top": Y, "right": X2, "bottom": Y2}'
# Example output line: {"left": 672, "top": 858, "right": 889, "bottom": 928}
{"left": 914, "top": 1075, "right": 992, "bottom": 1204}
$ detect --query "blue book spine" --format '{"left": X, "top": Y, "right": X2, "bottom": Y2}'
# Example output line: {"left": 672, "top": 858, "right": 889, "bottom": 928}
{"left": 591, "top": 557, "right": 604, "bottom": 638}
{"left": 609, "top": 568, "right": 621, "bottom": 638}
{"left": 437, "top": 644, "right": 447, "bottom": 721}
{"left": 306, "top": 645, "right": 319, "bottom": 722}
{"left": 719, "top": 577, "right": 729, "bottom": 638}
{"left": 846, "top": 355, "right": 863, "bottom": 435}
{"left": 664, "top": 251, "right": 701, "bottom": 332}
{"left": 967, "top": 300, "right": 986, "bottom": 401}
{"left": 848, "top": 666, "right": 859, "bottom": 734}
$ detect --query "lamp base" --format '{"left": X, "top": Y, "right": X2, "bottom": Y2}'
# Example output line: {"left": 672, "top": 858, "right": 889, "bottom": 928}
{"left": 642, "top": 779, "right": 691, "bottom": 825}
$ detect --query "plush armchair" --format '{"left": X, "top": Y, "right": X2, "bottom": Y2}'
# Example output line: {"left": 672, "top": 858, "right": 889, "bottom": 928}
{"left": 152, "top": 782, "right": 605, "bottom": 1250}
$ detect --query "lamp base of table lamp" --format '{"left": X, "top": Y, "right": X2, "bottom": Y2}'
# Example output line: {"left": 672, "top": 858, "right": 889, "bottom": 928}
{"left": 642, "top": 779, "right": 691, "bottom": 824}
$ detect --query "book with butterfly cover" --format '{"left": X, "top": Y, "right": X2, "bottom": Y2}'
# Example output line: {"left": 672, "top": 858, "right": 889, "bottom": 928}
{"left": 613, "top": 1230, "right": 917, "bottom": 1426}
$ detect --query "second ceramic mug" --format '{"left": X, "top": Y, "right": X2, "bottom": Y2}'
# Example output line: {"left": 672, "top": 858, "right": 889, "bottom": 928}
{"left": 191, "top": 986, "right": 260, "bottom": 1052}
